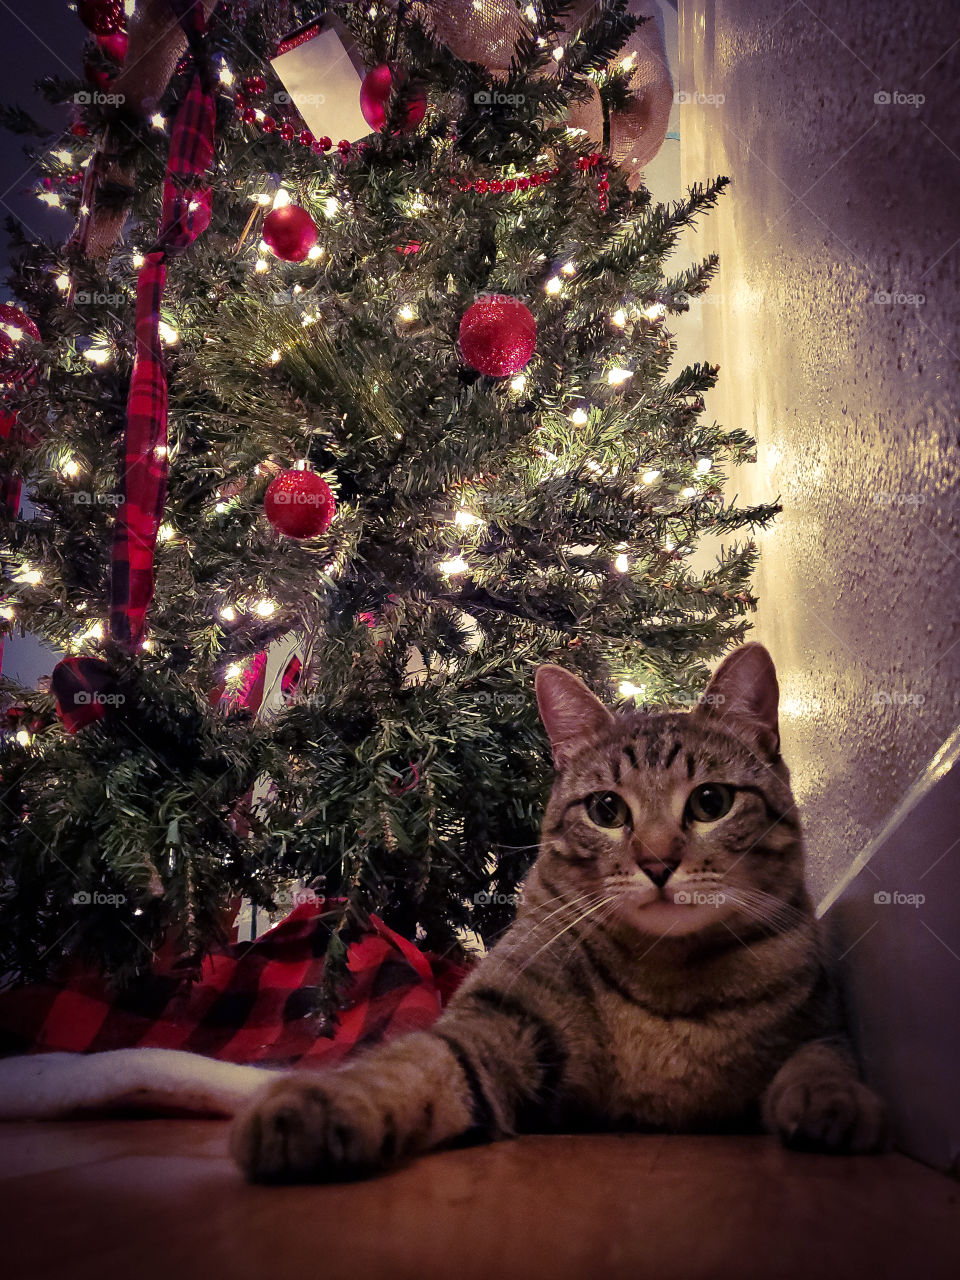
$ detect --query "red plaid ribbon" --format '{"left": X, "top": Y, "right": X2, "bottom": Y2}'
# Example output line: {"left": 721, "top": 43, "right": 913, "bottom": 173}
{"left": 0, "top": 901, "right": 471, "bottom": 1065}
{"left": 110, "top": 3, "right": 215, "bottom": 650}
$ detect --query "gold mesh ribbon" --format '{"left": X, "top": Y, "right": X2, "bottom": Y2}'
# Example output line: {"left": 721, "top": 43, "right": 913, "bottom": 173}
{"left": 70, "top": 0, "right": 218, "bottom": 260}
{"left": 415, "top": 0, "right": 673, "bottom": 184}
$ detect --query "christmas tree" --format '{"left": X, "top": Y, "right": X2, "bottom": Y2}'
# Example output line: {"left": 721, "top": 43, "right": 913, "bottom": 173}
{"left": 0, "top": 0, "right": 777, "bottom": 1001}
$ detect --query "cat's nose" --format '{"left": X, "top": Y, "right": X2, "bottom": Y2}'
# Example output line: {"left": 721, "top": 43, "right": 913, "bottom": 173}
{"left": 632, "top": 825, "right": 682, "bottom": 889}
{"left": 640, "top": 862, "right": 678, "bottom": 889}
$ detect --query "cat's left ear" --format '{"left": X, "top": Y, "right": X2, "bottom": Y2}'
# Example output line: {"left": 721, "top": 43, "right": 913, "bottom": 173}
{"left": 535, "top": 665, "right": 614, "bottom": 769}
{"left": 696, "top": 643, "right": 781, "bottom": 758}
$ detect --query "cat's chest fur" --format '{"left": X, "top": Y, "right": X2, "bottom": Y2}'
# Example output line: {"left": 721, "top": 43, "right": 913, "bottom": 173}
{"left": 583, "top": 983, "right": 787, "bottom": 1127}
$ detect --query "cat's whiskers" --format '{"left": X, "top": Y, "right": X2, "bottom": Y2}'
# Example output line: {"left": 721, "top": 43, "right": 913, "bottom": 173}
{"left": 490, "top": 889, "right": 610, "bottom": 962}
{"left": 500, "top": 894, "right": 619, "bottom": 988}
{"left": 710, "top": 884, "right": 809, "bottom": 932}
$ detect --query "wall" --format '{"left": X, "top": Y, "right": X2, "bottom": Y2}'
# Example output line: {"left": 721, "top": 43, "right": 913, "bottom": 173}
{"left": 674, "top": 0, "right": 960, "bottom": 1168}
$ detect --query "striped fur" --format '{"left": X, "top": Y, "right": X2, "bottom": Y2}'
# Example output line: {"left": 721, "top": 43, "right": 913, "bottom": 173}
{"left": 232, "top": 645, "right": 885, "bottom": 1181}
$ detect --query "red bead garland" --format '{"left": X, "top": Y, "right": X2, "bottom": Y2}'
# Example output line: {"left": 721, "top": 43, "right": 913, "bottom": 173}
{"left": 449, "top": 152, "right": 604, "bottom": 198}
{"left": 234, "top": 84, "right": 352, "bottom": 158}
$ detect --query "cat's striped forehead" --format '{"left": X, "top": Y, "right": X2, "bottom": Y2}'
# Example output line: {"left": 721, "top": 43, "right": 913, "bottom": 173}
{"left": 558, "top": 709, "right": 769, "bottom": 793}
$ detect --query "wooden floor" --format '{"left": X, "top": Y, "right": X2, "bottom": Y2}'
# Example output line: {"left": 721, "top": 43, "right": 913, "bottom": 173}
{"left": 1, "top": 1121, "right": 958, "bottom": 1280}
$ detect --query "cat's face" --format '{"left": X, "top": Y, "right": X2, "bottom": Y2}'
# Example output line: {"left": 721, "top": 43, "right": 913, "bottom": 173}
{"left": 534, "top": 645, "right": 805, "bottom": 941}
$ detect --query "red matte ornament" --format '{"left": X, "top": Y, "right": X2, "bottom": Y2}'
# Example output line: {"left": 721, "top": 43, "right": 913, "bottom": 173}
{"left": 359, "top": 63, "right": 426, "bottom": 133}
{"left": 459, "top": 295, "right": 537, "bottom": 378}
{"left": 96, "top": 31, "right": 128, "bottom": 62}
{"left": 261, "top": 204, "right": 319, "bottom": 262}
{"left": 264, "top": 469, "right": 336, "bottom": 539}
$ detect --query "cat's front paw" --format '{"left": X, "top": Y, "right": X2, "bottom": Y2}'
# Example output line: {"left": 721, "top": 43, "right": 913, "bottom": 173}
{"left": 763, "top": 1072, "right": 887, "bottom": 1154}
{"left": 230, "top": 1072, "right": 398, "bottom": 1183}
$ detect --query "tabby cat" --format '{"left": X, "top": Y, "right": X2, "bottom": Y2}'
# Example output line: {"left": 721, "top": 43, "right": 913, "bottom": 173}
{"left": 232, "top": 643, "right": 885, "bottom": 1181}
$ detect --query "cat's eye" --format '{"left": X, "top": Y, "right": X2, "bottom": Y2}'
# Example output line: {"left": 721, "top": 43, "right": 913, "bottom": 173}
{"left": 584, "top": 791, "right": 631, "bottom": 829}
{"left": 685, "top": 783, "right": 734, "bottom": 823}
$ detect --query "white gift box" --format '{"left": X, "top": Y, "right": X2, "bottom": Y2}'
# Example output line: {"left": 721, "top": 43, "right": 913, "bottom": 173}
{"left": 270, "top": 17, "right": 370, "bottom": 144}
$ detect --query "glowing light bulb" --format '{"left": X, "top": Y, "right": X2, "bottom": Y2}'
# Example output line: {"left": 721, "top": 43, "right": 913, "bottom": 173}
{"left": 454, "top": 510, "right": 481, "bottom": 529}
{"left": 61, "top": 458, "right": 80, "bottom": 478}
{"left": 255, "top": 193, "right": 272, "bottom": 206}
{"left": 267, "top": 348, "right": 281, "bottom": 364}
{"left": 226, "top": 662, "right": 243, "bottom": 680}
{"left": 157, "top": 523, "right": 175, "bottom": 542}
{"left": 37, "top": 191, "right": 62, "bottom": 208}
{"left": 219, "top": 605, "right": 236, "bottom": 622}
{"left": 158, "top": 320, "right": 179, "bottom": 345}
{"left": 52, "top": 149, "right": 72, "bottom": 163}
{"left": 131, "top": 251, "right": 145, "bottom": 268}
{"left": 307, "top": 245, "right": 323, "bottom": 260}
{"left": 254, "top": 258, "right": 270, "bottom": 273}
{"left": 218, "top": 65, "right": 235, "bottom": 86}
{"left": 150, "top": 113, "right": 166, "bottom": 131}
{"left": 619, "top": 680, "right": 646, "bottom": 699}
{"left": 664, "top": 538, "right": 676, "bottom": 552}
{"left": 81, "top": 621, "right": 104, "bottom": 642}
{"left": 0, "top": 605, "right": 15, "bottom": 620}
{"left": 397, "top": 304, "right": 415, "bottom": 321}
{"left": 642, "top": 302, "right": 666, "bottom": 320}
{"left": 324, "top": 197, "right": 339, "bottom": 219}
{"left": 272, "top": 188, "right": 291, "bottom": 209}
{"left": 84, "top": 346, "right": 112, "bottom": 366}
{"left": 524, "top": 3, "right": 537, "bottom": 19}
{"left": 681, "top": 486, "right": 697, "bottom": 498}
{"left": 215, "top": 502, "right": 228, "bottom": 514}
{"left": 54, "top": 273, "right": 71, "bottom": 292}
{"left": 15, "top": 730, "right": 31, "bottom": 748}
{"left": 552, "top": 45, "right": 564, "bottom": 61}
{"left": 255, "top": 598, "right": 277, "bottom": 618}
{"left": 697, "top": 457, "right": 712, "bottom": 473}
{"left": 544, "top": 275, "right": 562, "bottom": 295}
{"left": 561, "top": 261, "right": 576, "bottom": 276}
{"left": 611, "top": 308, "right": 627, "bottom": 327}
{"left": 510, "top": 375, "right": 527, "bottom": 393}
{"left": 620, "top": 52, "right": 638, "bottom": 71}
{"left": 607, "top": 367, "right": 632, "bottom": 385}
{"left": 142, "top": 639, "right": 155, "bottom": 652}
{"left": 570, "top": 407, "right": 589, "bottom": 426}
{"left": 18, "top": 568, "right": 42, "bottom": 585}
{"left": 642, "top": 469, "right": 661, "bottom": 484}
{"left": 614, "top": 553, "right": 629, "bottom": 572}
{"left": 439, "top": 556, "right": 469, "bottom": 576}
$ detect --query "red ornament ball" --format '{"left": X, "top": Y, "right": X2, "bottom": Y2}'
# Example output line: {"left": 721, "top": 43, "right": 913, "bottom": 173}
{"left": 459, "top": 295, "right": 537, "bottom": 378}
{"left": 261, "top": 204, "right": 318, "bottom": 262}
{"left": 359, "top": 63, "right": 426, "bottom": 134}
{"left": 0, "top": 305, "right": 41, "bottom": 386}
{"left": 264, "top": 469, "right": 336, "bottom": 539}
{"left": 76, "top": 0, "right": 125, "bottom": 36}
{"left": 96, "top": 31, "right": 128, "bottom": 62}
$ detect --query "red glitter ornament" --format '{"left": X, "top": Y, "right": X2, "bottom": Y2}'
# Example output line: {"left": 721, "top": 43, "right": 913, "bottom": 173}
{"left": 0, "top": 305, "right": 41, "bottom": 386}
{"left": 459, "top": 295, "right": 537, "bottom": 378}
{"left": 264, "top": 469, "right": 336, "bottom": 539}
{"left": 359, "top": 63, "right": 426, "bottom": 133}
{"left": 76, "top": 0, "right": 125, "bottom": 36}
{"left": 261, "top": 204, "right": 318, "bottom": 262}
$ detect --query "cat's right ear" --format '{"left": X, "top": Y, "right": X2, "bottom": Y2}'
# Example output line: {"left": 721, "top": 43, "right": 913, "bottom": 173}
{"left": 535, "top": 665, "right": 614, "bottom": 769}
